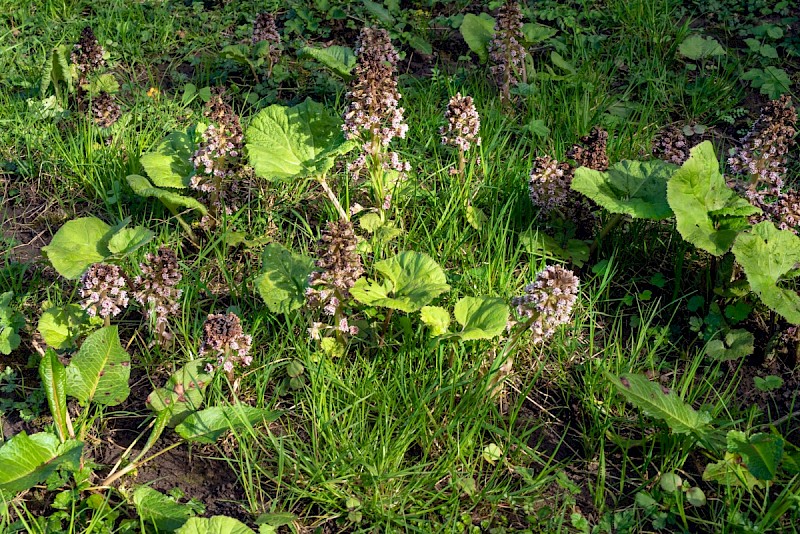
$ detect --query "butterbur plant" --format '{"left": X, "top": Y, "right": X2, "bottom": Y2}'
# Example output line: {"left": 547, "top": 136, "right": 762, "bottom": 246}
{"left": 200, "top": 312, "right": 253, "bottom": 389}
{"left": 511, "top": 265, "right": 580, "bottom": 345}
{"left": 568, "top": 127, "right": 609, "bottom": 171}
{"left": 91, "top": 91, "right": 121, "bottom": 128}
{"left": 488, "top": 1, "right": 527, "bottom": 104}
{"left": 80, "top": 263, "right": 130, "bottom": 326}
{"left": 134, "top": 247, "right": 182, "bottom": 347}
{"left": 252, "top": 12, "right": 281, "bottom": 75}
{"left": 441, "top": 92, "right": 481, "bottom": 178}
{"left": 72, "top": 26, "right": 106, "bottom": 84}
{"left": 528, "top": 155, "right": 573, "bottom": 217}
{"left": 652, "top": 125, "right": 694, "bottom": 165}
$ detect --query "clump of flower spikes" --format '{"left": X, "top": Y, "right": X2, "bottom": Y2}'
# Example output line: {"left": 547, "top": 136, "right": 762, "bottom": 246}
{"left": 651, "top": 125, "right": 693, "bottom": 165}
{"left": 190, "top": 89, "right": 244, "bottom": 192}
{"left": 728, "top": 95, "right": 796, "bottom": 195}
{"left": 134, "top": 247, "right": 182, "bottom": 346}
{"left": 488, "top": 1, "right": 526, "bottom": 101}
{"left": 511, "top": 265, "right": 579, "bottom": 344}
{"left": 201, "top": 312, "right": 253, "bottom": 374}
{"left": 92, "top": 92, "right": 121, "bottom": 128}
{"left": 441, "top": 93, "right": 481, "bottom": 153}
{"left": 80, "top": 263, "right": 129, "bottom": 318}
{"left": 72, "top": 26, "right": 105, "bottom": 77}
{"left": 567, "top": 127, "right": 609, "bottom": 171}
{"left": 306, "top": 220, "right": 364, "bottom": 331}
{"left": 342, "top": 27, "right": 410, "bottom": 177}
{"left": 528, "top": 155, "right": 573, "bottom": 216}
{"left": 252, "top": 12, "right": 281, "bottom": 64}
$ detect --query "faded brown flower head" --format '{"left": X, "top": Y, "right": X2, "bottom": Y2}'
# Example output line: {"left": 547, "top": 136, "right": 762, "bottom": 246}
{"left": 728, "top": 95, "right": 796, "bottom": 193}
{"left": 72, "top": 26, "right": 105, "bottom": 76}
{"left": 92, "top": 92, "right": 121, "bottom": 128}
{"left": 201, "top": 312, "right": 253, "bottom": 373}
{"left": 568, "top": 127, "right": 609, "bottom": 171}
{"left": 343, "top": 27, "right": 409, "bottom": 176}
{"left": 652, "top": 125, "right": 692, "bottom": 165}
{"left": 134, "top": 247, "right": 182, "bottom": 346}
{"left": 306, "top": 220, "right": 364, "bottom": 317}
{"left": 488, "top": 1, "right": 526, "bottom": 99}
{"left": 252, "top": 12, "right": 281, "bottom": 63}
{"left": 512, "top": 265, "right": 579, "bottom": 344}
{"left": 80, "top": 263, "right": 129, "bottom": 318}
{"left": 529, "top": 156, "right": 573, "bottom": 216}
{"left": 441, "top": 93, "right": 481, "bottom": 153}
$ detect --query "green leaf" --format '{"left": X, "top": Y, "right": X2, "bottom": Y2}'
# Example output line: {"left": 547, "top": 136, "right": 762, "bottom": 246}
{"left": 459, "top": 13, "right": 495, "bottom": 63}
{"left": 667, "top": 141, "right": 759, "bottom": 256}
{"left": 140, "top": 130, "right": 197, "bottom": 189}
{"left": 107, "top": 226, "right": 154, "bottom": 256}
{"left": 660, "top": 472, "right": 683, "bottom": 493}
{"left": 40, "top": 45, "right": 72, "bottom": 96}
{"left": 754, "top": 375, "right": 783, "bottom": 392}
{"left": 0, "top": 432, "right": 82, "bottom": 493}
{"left": 245, "top": 98, "right": 355, "bottom": 181}
{"left": 678, "top": 35, "right": 725, "bottom": 60}
{"left": 572, "top": 160, "right": 677, "bottom": 220}
{"left": 146, "top": 360, "right": 214, "bottom": 427}
{"left": 39, "top": 350, "right": 69, "bottom": 442}
{"left": 705, "top": 329, "right": 754, "bottom": 360}
{"left": 254, "top": 243, "right": 315, "bottom": 315}
{"left": 420, "top": 306, "right": 450, "bottom": 337}
{"left": 742, "top": 67, "right": 791, "bottom": 99}
{"left": 608, "top": 373, "right": 713, "bottom": 437}
{"left": 685, "top": 487, "right": 706, "bottom": 506}
{"left": 84, "top": 73, "right": 119, "bottom": 96}
{"left": 550, "top": 52, "right": 576, "bottom": 75}
{"left": 351, "top": 251, "right": 450, "bottom": 312}
{"left": 362, "top": 0, "right": 394, "bottom": 25}
{"left": 521, "top": 23, "right": 556, "bottom": 43}
{"left": 175, "top": 405, "right": 280, "bottom": 444}
{"left": 221, "top": 44, "right": 253, "bottom": 64}
{"left": 66, "top": 326, "right": 131, "bottom": 406}
{"left": 465, "top": 205, "right": 487, "bottom": 231}
{"left": 41, "top": 217, "right": 112, "bottom": 279}
{"left": 703, "top": 451, "right": 763, "bottom": 490}
{"left": 732, "top": 221, "right": 800, "bottom": 324}
{"left": 298, "top": 45, "right": 356, "bottom": 79}
{"left": 176, "top": 516, "right": 256, "bottom": 534}
{"left": 133, "top": 486, "right": 197, "bottom": 531}
{"left": 729, "top": 433, "right": 784, "bottom": 481}
{"left": 126, "top": 175, "right": 208, "bottom": 214}
{"left": 37, "top": 304, "right": 86, "bottom": 350}
{"left": 0, "top": 292, "right": 24, "bottom": 355}
{"left": 451, "top": 297, "right": 509, "bottom": 341}
{"left": 519, "top": 230, "right": 589, "bottom": 267}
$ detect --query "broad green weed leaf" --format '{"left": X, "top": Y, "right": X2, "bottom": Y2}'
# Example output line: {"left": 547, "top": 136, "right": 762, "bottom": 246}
{"left": 140, "top": 130, "right": 197, "bottom": 189}
{"left": 146, "top": 360, "right": 213, "bottom": 427}
{"left": 703, "top": 451, "right": 763, "bottom": 490}
{"left": 255, "top": 243, "right": 315, "bottom": 315}
{"left": 742, "top": 67, "right": 791, "bottom": 99}
{"left": 40, "top": 45, "right": 72, "bottom": 97}
{"left": 127, "top": 174, "right": 207, "bottom": 214}
{"left": 521, "top": 23, "right": 556, "bottom": 44}
{"left": 608, "top": 373, "right": 712, "bottom": 437}
{"left": 572, "top": 160, "right": 676, "bottom": 220}
{"left": 667, "top": 141, "right": 759, "bottom": 256}
{"left": 0, "top": 432, "right": 82, "bottom": 493}
{"left": 39, "top": 349, "right": 69, "bottom": 442}
{"left": 176, "top": 516, "right": 256, "bottom": 534}
{"left": 246, "top": 98, "right": 355, "bottom": 181}
{"left": 299, "top": 46, "right": 356, "bottom": 79}
{"left": 42, "top": 217, "right": 112, "bottom": 279}
{"left": 37, "top": 304, "right": 86, "bottom": 350}
{"left": 729, "top": 433, "right": 784, "bottom": 481}
{"left": 175, "top": 405, "right": 280, "bottom": 444}
{"left": 705, "top": 329, "right": 755, "bottom": 360}
{"left": 519, "top": 230, "right": 589, "bottom": 267}
{"left": 678, "top": 35, "right": 725, "bottom": 60}
{"left": 732, "top": 221, "right": 800, "bottom": 324}
{"left": 133, "top": 486, "right": 197, "bottom": 531}
{"left": 0, "top": 292, "right": 24, "bottom": 355}
{"left": 351, "top": 251, "right": 450, "bottom": 312}
{"left": 107, "top": 225, "right": 154, "bottom": 256}
{"left": 84, "top": 73, "right": 119, "bottom": 96}
{"left": 452, "top": 297, "right": 508, "bottom": 341}
{"left": 66, "top": 326, "right": 131, "bottom": 406}
{"left": 459, "top": 13, "right": 495, "bottom": 63}
{"left": 420, "top": 306, "right": 450, "bottom": 337}
{"left": 362, "top": 0, "right": 394, "bottom": 25}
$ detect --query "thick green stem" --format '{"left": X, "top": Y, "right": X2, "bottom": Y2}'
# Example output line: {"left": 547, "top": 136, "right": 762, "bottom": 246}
{"left": 589, "top": 213, "right": 625, "bottom": 257}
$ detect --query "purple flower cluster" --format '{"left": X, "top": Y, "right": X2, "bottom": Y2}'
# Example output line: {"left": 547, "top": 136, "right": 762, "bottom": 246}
{"left": 306, "top": 220, "right": 364, "bottom": 318}
{"left": 488, "top": 1, "right": 526, "bottom": 101}
{"left": 72, "top": 26, "right": 105, "bottom": 76}
{"left": 441, "top": 93, "right": 481, "bottom": 153}
{"left": 343, "top": 27, "right": 410, "bottom": 176}
{"left": 528, "top": 155, "right": 573, "bottom": 216}
{"left": 92, "top": 92, "right": 121, "bottom": 128}
{"left": 568, "top": 127, "right": 609, "bottom": 171}
{"left": 134, "top": 247, "right": 182, "bottom": 346}
{"left": 512, "top": 265, "right": 579, "bottom": 344}
{"left": 252, "top": 12, "right": 281, "bottom": 64}
{"left": 651, "top": 125, "right": 693, "bottom": 165}
{"left": 201, "top": 312, "right": 253, "bottom": 373}
{"left": 190, "top": 90, "right": 244, "bottom": 194}
{"left": 80, "top": 263, "right": 129, "bottom": 318}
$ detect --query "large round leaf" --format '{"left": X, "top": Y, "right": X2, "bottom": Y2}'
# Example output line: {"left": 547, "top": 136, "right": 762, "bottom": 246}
{"left": 41, "top": 217, "right": 112, "bottom": 279}
{"left": 175, "top": 516, "right": 255, "bottom": 534}
{"left": 452, "top": 297, "right": 509, "bottom": 341}
{"left": 254, "top": 243, "right": 315, "bottom": 315}
{"left": 140, "top": 130, "right": 197, "bottom": 189}
{"left": 66, "top": 326, "right": 131, "bottom": 406}
{"left": 0, "top": 432, "right": 82, "bottom": 493}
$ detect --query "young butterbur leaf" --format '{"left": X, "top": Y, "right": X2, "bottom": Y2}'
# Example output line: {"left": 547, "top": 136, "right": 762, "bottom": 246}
{"left": 351, "top": 251, "right": 450, "bottom": 313}
{"left": 705, "top": 329, "right": 754, "bottom": 360}
{"left": 107, "top": 225, "right": 155, "bottom": 256}
{"left": 659, "top": 472, "right": 683, "bottom": 493}
{"left": 146, "top": 360, "right": 214, "bottom": 427}
{"left": 133, "top": 486, "right": 197, "bottom": 531}
{"left": 685, "top": 487, "right": 706, "bottom": 507}
{"left": 0, "top": 292, "right": 24, "bottom": 355}
{"left": 37, "top": 304, "right": 89, "bottom": 350}
{"left": 175, "top": 405, "right": 280, "bottom": 444}
{"left": 298, "top": 46, "right": 356, "bottom": 79}
{"left": 66, "top": 326, "right": 131, "bottom": 406}
{"left": 175, "top": 516, "right": 256, "bottom": 534}
{"left": 126, "top": 174, "right": 208, "bottom": 214}
{"left": 255, "top": 243, "right": 315, "bottom": 315}
{"left": 0, "top": 432, "right": 82, "bottom": 493}
{"left": 728, "top": 433, "right": 784, "bottom": 481}
{"left": 139, "top": 129, "right": 198, "bottom": 189}
{"left": 703, "top": 451, "right": 763, "bottom": 490}
{"left": 754, "top": 375, "right": 783, "bottom": 392}
{"left": 450, "top": 296, "right": 509, "bottom": 341}
{"left": 572, "top": 160, "right": 677, "bottom": 220}
{"left": 420, "top": 306, "right": 450, "bottom": 337}
{"left": 42, "top": 217, "right": 112, "bottom": 279}
{"left": 678, "top": 35, "right": 725, "bottom": 60}
{"left": 40, "top": 45, "right": 73, "bottom": 97}
{"left": 742, "top": 67, "right": 792, "bottom": 99}
{"left": 459, "top": 13, "right": 495, "bottom": 63}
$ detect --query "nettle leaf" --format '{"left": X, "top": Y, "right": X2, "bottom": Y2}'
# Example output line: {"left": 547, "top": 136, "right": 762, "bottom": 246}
{"left": 246, "top": 98, "right": 356, "bottom": 182}
{"left": 133, "top": 486, "right": 197, "bottom": 531}
{"left": 66, "top": 326, "right": 131, "bottom": 406}
{"left": 0, "top": 432, "right": 82, "bottom": 493}
{"left": 420, "top": 306, "right": 450, "bottom": 337}
{"left": 175, "top": 405, "right": 280, "bottom": 444}
{"left": 146, "top": 360, "right": 214, "bottom": 427}
{"left": 451, "top": 297, "right": 509, "bottom": 341}
{"left": 39, "top": 349, "right": 69, "bottom": 442}
{"left": 107, "top": 225, "right": 155, "bottom": 256}
{"left": 667, "top": 141, "right": 759, "bottom": 256}
{"left": 678, "top": 35, "right": 726, "bottom": 60}
{"left": 127, "top": 174, "right": 208, "bottom": 214}
{"left": 175, "top": 516, "right": 255, "bottom": 534}
{"left": 255, "top": 243, "right": 315, "bottom": 315}
{"left": 608, "top": 373, "right": 713, "bottom": 437}
{"left": 351, "top": 251, "right": 450, "bottom": 313}
{"left": 732, "top": 221, "right": 800, "bottom": 324}
{"left": 459, "top": 13, "right": 495, "bottom": 63}
{"left": 140, "top": 130, "right": 197, "bottom": 189}
{"left": 729, "top": 432, "right": 785, "bottom": 481}
{"left": 299, "top": 46, "right": 356, "bottom": 79}
{"left": 42, "top": 217, "right": 113, "bottom": 279}
{"left": 705, "top": 329, "right": 755, "bottom": 360}
{"left": 572, "top": 160, "right": 677, "bottom": 220}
